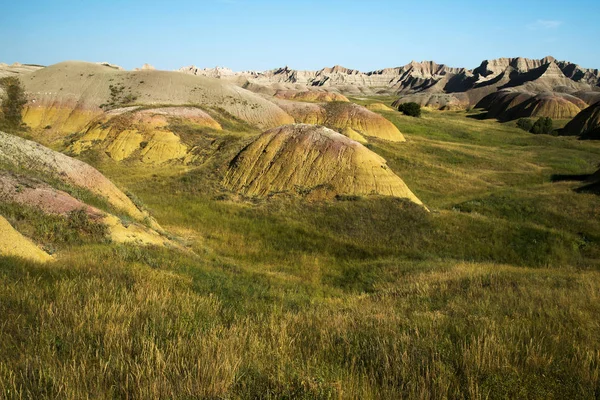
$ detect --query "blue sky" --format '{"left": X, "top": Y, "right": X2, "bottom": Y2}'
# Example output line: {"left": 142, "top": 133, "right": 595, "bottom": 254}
{"left": 1, "top": 0, "right": 598, "bottom": 71}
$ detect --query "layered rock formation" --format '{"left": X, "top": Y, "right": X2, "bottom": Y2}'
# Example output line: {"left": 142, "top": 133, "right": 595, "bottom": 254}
{"left": 274, "top": 90, "right": 349, "bottom": 103}
{"left": 178, "top": 56, "right": 600, "bottom": 113}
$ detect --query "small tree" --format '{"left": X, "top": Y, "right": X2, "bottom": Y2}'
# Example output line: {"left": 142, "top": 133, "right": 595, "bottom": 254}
{"left": 0, "top": 77, "right": 27, "bottom": 127}
{"left": 397, "top": 102, "right": 421, "bottom": 117}
{"left": 530, "top": 117, "right": 553, "bottom": 135}
{"left": 516, "top": 118, "right": 534, "bottom": 132}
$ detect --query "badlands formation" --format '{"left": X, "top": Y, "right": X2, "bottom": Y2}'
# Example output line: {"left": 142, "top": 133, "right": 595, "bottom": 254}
{"left": 2, "top": 54, "right": 599, "bottom": 260}
{"left": 476, "top": 91, "right": 587, "bottom": 120}
{"left": 16, "top": 61, "right": 403, "bottom": 161}
{"left": 0, "top": 59, "right": 427, "bottom": 262}
{"left": 180, "top": 56, "right": 600, "bottom": 120}
{"left": 224, "top": 124, "right": 422, "bottom": 203}
{"left": 70, "top": 106, "right": 223, "bottom": 164}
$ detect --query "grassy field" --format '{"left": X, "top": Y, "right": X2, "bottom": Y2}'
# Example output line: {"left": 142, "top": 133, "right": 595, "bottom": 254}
{"left": 1, "top": 103, "right": 600, "bottom": 399}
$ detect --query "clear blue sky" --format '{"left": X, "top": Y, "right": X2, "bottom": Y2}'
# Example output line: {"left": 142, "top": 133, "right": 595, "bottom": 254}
{"left": 1, "top": 0, "right": 598, "bottom": 71}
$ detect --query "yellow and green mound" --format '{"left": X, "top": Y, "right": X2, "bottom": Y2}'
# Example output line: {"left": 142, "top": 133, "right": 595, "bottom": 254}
{"left": 0, "top": 216, "right": 53, "bottom": 263}
{"left": 71, "top": 107, "right": 222, "bottom": 164}
{"left": 274, "top": 100, "right": 405, "bottom": 142}
{"left": 223, "top": 124, "right": 422, "bottom": 204}
{"left": 514, "top": 93, "right": 584, "bottom": 119}
{"left": 0, "top": 171, "right": 168, "bottom": 247}
{"left": 366, "top": 103, "right": 395, "bottom": 112}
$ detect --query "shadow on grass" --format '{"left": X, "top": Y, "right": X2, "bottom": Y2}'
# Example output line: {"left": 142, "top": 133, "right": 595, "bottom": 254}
{"left": 550, "top": 173, "right": 593, "bottom": 182}
{"left": 576, "top": 181, "right": 600, "bottom": 194}
{"left": 465, "top": 111, "right": 491, "bottom": 120}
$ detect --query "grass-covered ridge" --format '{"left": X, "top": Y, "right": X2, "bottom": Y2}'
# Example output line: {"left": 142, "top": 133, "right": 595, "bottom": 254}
{"left": 1, "top": 103, "right": 600, "bottom": 398}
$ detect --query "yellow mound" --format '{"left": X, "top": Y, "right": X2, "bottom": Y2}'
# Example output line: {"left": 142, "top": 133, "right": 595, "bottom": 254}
{"left": 324, "top": 102, "right": 405, "bottom": 142}
{"left": 23, "top": 107, "right": 100, "bottom": 138}
{"left": 72, "top": 107, "right": 222, "bottom": 164}
{"left": 102, "top": 215, "right": 168, "bottom": 246}
{"left": 23, "top": 61, "right": 293, "bottom": 134}
{"left": 341, "top": 127, "right": 368, "bottom": 144}
{"left": 0, "top": 216, "right": 53, "bottom": 262}
{"left": 392, "top": 93, "right": 470, "bottom": 111}
{"left": 274, "top": 100, "right": 405, "bottom": 142}
{"left": 223, "top": 124, "right": 422, "bottom": 204}
{"left": 514, "top": 93, "right": 583, "bottom": 119}
{"left": 140, "top": 131, "right": 188, "bottom": 164}
{"left": 274, "top": 90, "right": 349, "bottom": 103}
{"left": 105, "top": 130, "right": 145, "bottom": 161}
{"left": 366, "top": 103, "right": 394, "bottom": 112}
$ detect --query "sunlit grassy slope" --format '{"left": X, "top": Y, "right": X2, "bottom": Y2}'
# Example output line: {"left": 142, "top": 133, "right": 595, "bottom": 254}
{"left": 1, "top": 102, "right": 600, "bottom": 399}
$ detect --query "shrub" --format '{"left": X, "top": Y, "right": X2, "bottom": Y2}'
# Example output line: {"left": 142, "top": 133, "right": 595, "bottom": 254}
{"left": 530, "top": 117, "right": 553, "bottom": 135}
{"left": 0, "top": 77, "right": 27, "bottom": 127}
{"left": 397, "top": 102, "right": 421, "bottom": 117}
{"left": 516, "top": 118, "right": 534, "bottom": 132}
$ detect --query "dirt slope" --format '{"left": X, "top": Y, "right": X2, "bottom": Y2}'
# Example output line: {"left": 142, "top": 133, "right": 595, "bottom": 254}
{"left": 0, "top": 171, "right": 167, "bottom": 246}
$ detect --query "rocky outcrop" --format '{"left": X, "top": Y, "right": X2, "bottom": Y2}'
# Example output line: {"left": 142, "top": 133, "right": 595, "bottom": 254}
{"left": 177, "top": 56, "right": 600, "bottom": 109}
{"left": 134, "top": 63, "right": 156, "bottom": 71}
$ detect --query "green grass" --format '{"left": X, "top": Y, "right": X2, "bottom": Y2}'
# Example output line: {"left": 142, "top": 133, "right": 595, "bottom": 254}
{"left": 0, "top": 202, "right": 108, "bottom": 254}
{"left": 2, "top": 104, "right": 600, "bottom": 398}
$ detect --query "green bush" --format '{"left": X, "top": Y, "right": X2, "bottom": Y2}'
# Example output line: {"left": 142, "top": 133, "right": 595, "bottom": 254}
{"left": 0, "top": 77, "right": 27, "bottom": 127}
{"left": 516, "top": 118, "right": 534, "bottom": 132}
{"left": 530, "top": 117, "right": 553, "bottom": 135}
{"left": 397, "top": 102, "right": 422, "bottom": 117}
